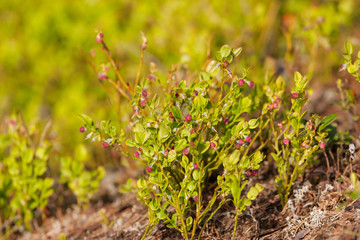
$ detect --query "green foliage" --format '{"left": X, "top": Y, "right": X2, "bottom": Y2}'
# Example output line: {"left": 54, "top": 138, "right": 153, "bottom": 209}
{"left": 59, "top": 145, "right": 105, "bottom": 207}
{"left": 83, "top": 44, "right": 267, "bottom": 239}
{"left": 82, "top": 35, "right": 340, "bottom": 238}
{"left": 0, "top": 115, "right": 54, "bottom": 230}
{"left": 342, "top": 41, "right": 360, "bottom": 83}
{"left": 348, "top": 172, "right": 360, "bottom": 200}
{"left": 265, "top": 72, "right": 337, "bottom": 206}
{"left": 0, "top": 115, "right": 105, "bottom": 236}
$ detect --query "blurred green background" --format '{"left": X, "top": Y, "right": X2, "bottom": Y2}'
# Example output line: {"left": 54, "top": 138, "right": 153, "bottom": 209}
{"left": 1, "top": 0, "right": 359, "bottom": 166}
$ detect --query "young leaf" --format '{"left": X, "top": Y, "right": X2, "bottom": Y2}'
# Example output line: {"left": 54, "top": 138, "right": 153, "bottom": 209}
{"left": 174, "top": 139, "right": 187, "bottom": 152}
{"left": 220, "top": 45, "right": 231, "bottom": 58}
{"left": 319, "top": 114, "right": 338, "bottom": 131}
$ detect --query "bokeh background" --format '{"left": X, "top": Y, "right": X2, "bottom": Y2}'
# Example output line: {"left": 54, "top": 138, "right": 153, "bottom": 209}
{"left": 1, "top": 0, "right": 359, "bottom": 167}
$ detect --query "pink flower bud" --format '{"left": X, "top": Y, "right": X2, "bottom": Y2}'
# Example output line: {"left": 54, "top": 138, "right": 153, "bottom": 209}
{"left": 291, "top": 92, "right": 299, "bottom": 99}
{"left": 98, "top": 72, "right": 107, "bottom": 80}
{"left": 193, "top": 196, "right": 199, "bottom": 202}
{"left": 147, "top": 74, "right": 156, "bottom": 82}
{"left": 183, "top": 148, "right": 189, "bottom": 155}
{"left": 210, "top": 142, "right": 216, "bottom": 148}
{"left": 194, "top": 163, "right": 199, "bottom": 169}
{"left": 238, "top": 79, "right": 245, "bottom": 86}
{"left": 185, "top": 114, "right": 192, "bottom": 122}
{"left": 146, "top": 166, "right": 152, "bottom": 173}
{"left": 140, "top": 100, "right": 147, "bottom": 107}
{"left": 142, "top": 89, "right": 148, "bottom": 97}
{"left": 223, "top": 118, "right": 230, "bottom": 124}
{"left": 251, "top": 169, "right": 258, "bottom": 176}
{"left": 194, "top": 90, "right": 199, "bottom": 96}
{"left": 79, "top": 126, "right": 86, "bottom": 132}
{"left": 238, "top": 139, "right": 245, "bottom": 145}
{"left": 272, "top": 102, "right": 279, "bottom": 109}
{"left": 282, "top": 138, "right": 290, "bottom": 145}
{"left": 169, "top": 112, "right": 174, "bottom": 118}
{"left": 99, "top": 32, "right": 104, "bottom": 38}
{"left": 134, "top": 151, "right": 140, "bottom": 158}
{"left": 190, "top": 128, "right": 195, "bottom": 133}
{"left": 164, "top": 150, "right": 169, "bottom": 156}
{"left": 139, "top": 148, "right": 143, "bottom": 153}
{"left": 102, "top": 142, "right": 109, "bottom": 148}
{"left": 245, "top": 170, "right": 252, "bottom": 177}
{"left": 190, "top": 142, "right": 195, "bottom": 147}
{"left": 319, "top": 141, "right": 325, "bottom": 149}
{"left": 245, "top": 136, "right": 251, "bottom": 143}
{"left": 275, "top": 97, "right": 281, "bottom": 103}
{"left": 248, "top": 81, "right": 255, "bottom": 88}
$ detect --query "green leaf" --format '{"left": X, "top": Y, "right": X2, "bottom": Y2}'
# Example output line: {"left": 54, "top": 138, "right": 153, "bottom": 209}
{"left": 254, "top": 183, "right": 264, "bottom": 193}
{"left": 193, "top": 170, "right": 200, "bottom": 181}
{"left": 194, "top": 96, "right": 207, "bottom": 110}
{"left": 247, "top": 186, "right": 259, "bottom": 200}
{"left": 23, "top": 148, "right": 33, "bottom": 164}
{"left": 350, "top": 172, "right": 357, "bottom": 186}
{"left": 233, "top": 47, "right": 242, "bottom": 57}
{"left": 125, "top": 139, "right": 136, "bottom": 147}
{"left": 200, "top": 71, "right": 210, "bottom": 81}
{"left": 137, "top": 177, "right": 147, "bottom": 189}
{"left": 178, "top": 80, "right": 186, "bottom": 89}
{"left": 134, "top": 132, "right": 145, "bottom": 144}
{"left": 156, "top": 209, "right": 168, "bottom": 220}
{"left": 347, "top": 64, "right": 359, "bottom": 74}
{"left": 206, "top": 60, "right": 220, "bottom": 76}
{"left": 319, "top": 114, "right": 338, "bottom": 131}
{"left": 228, "top": 150, "right": 240, "bottom": 165}
{"left": 243, "top": 198, "right": 251, "bottom": 206}
{"left": 187, "top": 181, "right": 197, "bottom": 192}
{"left": 78, "top": 114, "right": 94, "bottom": 127}
{"left": 199, "top": 141, "right": 210, "bottom": 154}
{"left": 231, "top": 178, "right": 241, "bottom": 202}
{"left": 158, "top": 125, "right": 170, "bottom": 142}
{"left": 134, "top": 123, "right": 145, "bottom": 133}
{"left": 294, "top": 72, "right": 308, "bottom": 92}
{"left": 220, "top": 45, "right": 231, "bottom": 58}
{"left": 345, "top": 41, "right": 353, "bottom": 55}
{"left": 168, "top": 150, "right": 177, "bottom": 162}
{"left": 248, "top": 119, "right": 258, "bottom": 129}
{"left": 170, "top": 106, "right": 182, "bottom": 119}
{"left": 186, "top": 216, "right": 193, "bottom": 231}
{"left": 149, "top": 198, "right": 158, "bottom": 211}
{"left": 174, "top": 139, "right": 187, "bottom": 152}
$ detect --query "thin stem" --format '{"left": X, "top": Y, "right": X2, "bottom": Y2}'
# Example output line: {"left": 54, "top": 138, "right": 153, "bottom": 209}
{"left": 141, "top": 219, "right": 153, "bottom": 240}
{"left": 19, "top": 111, "right": 36, "bottom": 154}
{"left": 101, "top": 42, "right": 133, "bottom": 94}
{"left": 135, "top": 49, "right": 144, "bottom": 89}
{"left": 232, "top": 207, "right": 239, "bottom": 238}
{"left": 243, "top": 118, "right": 270, "bottom": 157}
{"left": 198, "top": 197, "right": 227, "bottom": 239}
{"left": 284, "top": 155, "right": 301, "bottom": 205}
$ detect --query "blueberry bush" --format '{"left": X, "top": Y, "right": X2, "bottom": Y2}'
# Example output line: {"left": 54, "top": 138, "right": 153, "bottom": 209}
{"left": 80, "top": 31, "right": 339, "bottom": 238}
